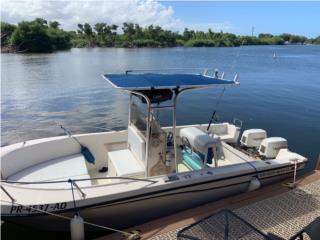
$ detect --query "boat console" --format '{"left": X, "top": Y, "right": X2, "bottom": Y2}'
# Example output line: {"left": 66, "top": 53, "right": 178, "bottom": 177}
{"left": 179, "top": 127, "right": 220, "bottom": 167}
{"left": 103, "top": 70, "right": 238, "bottom": 177}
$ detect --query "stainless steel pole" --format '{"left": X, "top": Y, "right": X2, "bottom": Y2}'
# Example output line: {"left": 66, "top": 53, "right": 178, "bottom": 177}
{"left": 173, "top": 94, "right": 178, "bottom": 173}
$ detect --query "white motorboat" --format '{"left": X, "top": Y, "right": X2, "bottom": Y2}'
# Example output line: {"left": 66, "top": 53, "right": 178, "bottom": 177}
{"left": 0, "top": 70, "right": 307, "bottom": 231}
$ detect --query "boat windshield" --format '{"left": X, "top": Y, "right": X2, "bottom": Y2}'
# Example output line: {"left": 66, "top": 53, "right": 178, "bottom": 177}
{"left": 130, "top": 98, "right": 148, "bottom": 137}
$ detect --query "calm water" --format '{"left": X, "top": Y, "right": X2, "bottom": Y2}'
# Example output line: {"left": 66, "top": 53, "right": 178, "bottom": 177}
{"left": 2, "top": 46, "right": 320, "bottom": 171}
{"left": 1, "top": 46, "right": 320, "bottom": 238}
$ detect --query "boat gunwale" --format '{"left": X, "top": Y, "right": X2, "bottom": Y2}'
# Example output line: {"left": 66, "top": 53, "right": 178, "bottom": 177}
{"left": 1, "top": 162, "right": 306, "bottom": 218}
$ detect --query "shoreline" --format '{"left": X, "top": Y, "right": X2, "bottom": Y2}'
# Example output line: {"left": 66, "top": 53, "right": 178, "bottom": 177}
{"left": 1, "top": 43, "right": 316, "bottom": 54}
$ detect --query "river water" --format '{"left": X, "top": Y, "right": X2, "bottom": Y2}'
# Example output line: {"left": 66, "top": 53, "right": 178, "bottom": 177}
{"left": 2, "top": 46, "right": 319, "bottom": 170}
{"left": 1, "top": 46, "right": 320, "bottom": 238}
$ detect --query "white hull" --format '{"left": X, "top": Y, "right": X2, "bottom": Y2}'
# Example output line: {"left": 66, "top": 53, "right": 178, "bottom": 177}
{"left": 2, "top": 167, "right": 303, "bottom": 231}
{"left": 1, "top": 124, "right": 307, "bottom": 231}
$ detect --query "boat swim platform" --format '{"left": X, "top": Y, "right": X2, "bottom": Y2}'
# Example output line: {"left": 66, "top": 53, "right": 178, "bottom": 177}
{"left": 97, "top": 170, "right": 320, "bottom": 240}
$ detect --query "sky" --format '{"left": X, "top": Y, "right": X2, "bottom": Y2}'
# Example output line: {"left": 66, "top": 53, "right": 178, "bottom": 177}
{"left": 1, "top": 0, "right": 319, "bottom": 38}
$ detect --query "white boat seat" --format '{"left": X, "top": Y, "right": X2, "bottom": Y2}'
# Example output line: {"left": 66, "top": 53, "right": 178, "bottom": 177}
{"left": 211, "top": 123, "right": 240, "bottom": 143}
{"left": 7, "top": 154, "right": 89, "bottom": 182}
{"left": 108, "top": 149, "right": 145, "bottom": 177}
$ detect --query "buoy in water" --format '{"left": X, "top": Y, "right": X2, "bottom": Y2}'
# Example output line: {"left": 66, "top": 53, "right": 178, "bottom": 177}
{"left": 70, "top": 214, "right": 85, "bottom": 240}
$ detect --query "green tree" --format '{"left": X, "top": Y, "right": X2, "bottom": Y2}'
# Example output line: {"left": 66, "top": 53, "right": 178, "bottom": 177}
{"left": 47, "top": 28, "right": 71, "bottom": 50}
{"left": 279, "top": 33, "right": 291, "bottom": 42}
{"left": 94, "top": 23, "right": 116, "bottom": 46}
{"left": 183, "top": 28, "right": 193, "bottom": 41}
{"left": 9, "top": 19, "right": 71, "bottom": 52}
{"left": 34, "top": 18, "right": 48, "bottom": 27}
{"left": 1, "top": 22, "right": 16, "bottom": 46}
{"left": 122, "top": 22, "right": 135, "bottom": 42}
{"left": 279, "top": 33, "right": 307, "bottom": 44}
{"left": 76, "top": 23, "right": 95, "bottom": 47}
{"left": 10, "top": 20, "right": 53, "bottom": 52}
{"left": 3, "top": 18, "right": 316, "bottom": 51}
{"left": 77, "top": 24, "right": 84, "bottom": 34}
{"left": 290, "top": 35, "right": 307, "bottom": 44}
{"left": 133, "top": 24, "right": 143, "bottom": 39}
{"left": 312, "top": 36, "right": 320, "bottom": 44}
{"left": 258, "top": 33, "right": 274, "bottom": 38}
{"left": 83, "top": 23, "right": 93, "bottom": 36}
{"left": 94, "top": 23, "right": 106, "bottom": 35}
{"left": 49, "top": 21, "right": 60, "bottom": 29}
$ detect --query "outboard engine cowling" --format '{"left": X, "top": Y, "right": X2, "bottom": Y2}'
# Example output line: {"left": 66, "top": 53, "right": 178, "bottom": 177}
{"left": 240, "top": 129, "right": 267, "bottom": 148}
{"left": 259, "top": 137, "right": 288, "bottom": 159}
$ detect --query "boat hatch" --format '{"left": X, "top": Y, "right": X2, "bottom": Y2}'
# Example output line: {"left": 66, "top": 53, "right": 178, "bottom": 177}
{"left": 103, "top": 70, "right": 239, "bottom": 177}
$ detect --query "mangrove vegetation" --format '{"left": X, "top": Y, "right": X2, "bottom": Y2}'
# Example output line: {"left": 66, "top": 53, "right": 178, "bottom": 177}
{"left": 1, "top": 18, "right": 319, "bottom": 53}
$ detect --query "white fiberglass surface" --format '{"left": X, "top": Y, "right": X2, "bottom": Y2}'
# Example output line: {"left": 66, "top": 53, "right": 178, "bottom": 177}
{"left": 7, "top": 154, "right": 89, "bottom": 182}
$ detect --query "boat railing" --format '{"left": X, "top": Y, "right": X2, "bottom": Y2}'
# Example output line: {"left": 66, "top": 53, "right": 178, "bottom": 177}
{"left": 1, "top": 176, "right": 158, "bottom": 205}
{"left": 1, "top": 185, "right": 16, "bottom": 203}
{"left": 233, "top": 118, "right": 243, "bottom": 129}
{"left": 68, "top": 179, "right": 86, "bottom": 198}
{"left": 0, "top": 176, "right": 158, "bottom": 185}
{"left": 6, "top": 123, "right": 125, "bottom": 146}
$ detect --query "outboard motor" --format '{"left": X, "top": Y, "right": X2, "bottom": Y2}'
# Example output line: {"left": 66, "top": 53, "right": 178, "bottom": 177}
{"left": 259, "top": 137, "right": 288, "bottom": 159}
{"left": 240, "top": 129, "right": 267, "bottom": 149}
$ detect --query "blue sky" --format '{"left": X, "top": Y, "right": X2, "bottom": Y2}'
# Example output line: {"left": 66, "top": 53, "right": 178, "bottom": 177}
{"left": 162, "top": 1, "right": 320, "bottom": 37}
{"left": 1, "top": 1, "right": 319, "bottom": 38}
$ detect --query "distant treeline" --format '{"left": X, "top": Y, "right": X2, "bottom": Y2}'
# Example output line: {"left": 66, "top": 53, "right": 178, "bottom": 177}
{"left": 1, "top": 18, "right": 320, "bottom": 53}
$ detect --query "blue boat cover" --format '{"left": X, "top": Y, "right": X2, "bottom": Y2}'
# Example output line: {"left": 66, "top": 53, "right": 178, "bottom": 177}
{"left": 103, "top": 73, "right": 235, "bottom": 90}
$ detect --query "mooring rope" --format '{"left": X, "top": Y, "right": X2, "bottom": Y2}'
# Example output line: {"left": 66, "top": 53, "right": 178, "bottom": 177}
{"left": 0, "top": 199, "right": 138, "bottom": 238}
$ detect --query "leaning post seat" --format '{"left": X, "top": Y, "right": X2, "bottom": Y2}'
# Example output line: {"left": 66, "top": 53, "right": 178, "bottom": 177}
{"left": 179, "top": 127, "right": 220, "bottom": 167}
{"left": 107, "top": 126, "right": 146, "bottom": 178}
{"left": 107, "top": 149, "right": 144, "bottom": 178}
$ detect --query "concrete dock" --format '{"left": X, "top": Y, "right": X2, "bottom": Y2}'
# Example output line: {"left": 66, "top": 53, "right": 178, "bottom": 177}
{"left": 98, "top": 170, "right": 320, "bottom": 240}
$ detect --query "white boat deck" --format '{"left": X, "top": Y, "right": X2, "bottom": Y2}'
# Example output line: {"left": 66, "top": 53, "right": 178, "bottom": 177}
{"left": 7, "top": 154, "right": 90, "bottom": 182}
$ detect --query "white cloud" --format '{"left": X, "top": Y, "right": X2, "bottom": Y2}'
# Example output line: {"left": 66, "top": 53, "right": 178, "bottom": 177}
{"left": 1, "top": 0, "right": 181, "bottom": 30}
{"left": 1, "top": 0, "right": 234, "bottom": 33}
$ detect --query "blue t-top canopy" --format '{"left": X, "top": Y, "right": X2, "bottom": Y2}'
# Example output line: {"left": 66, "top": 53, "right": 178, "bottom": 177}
{"left": 103, "top": 73, "right": 236, "bottom": 90}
